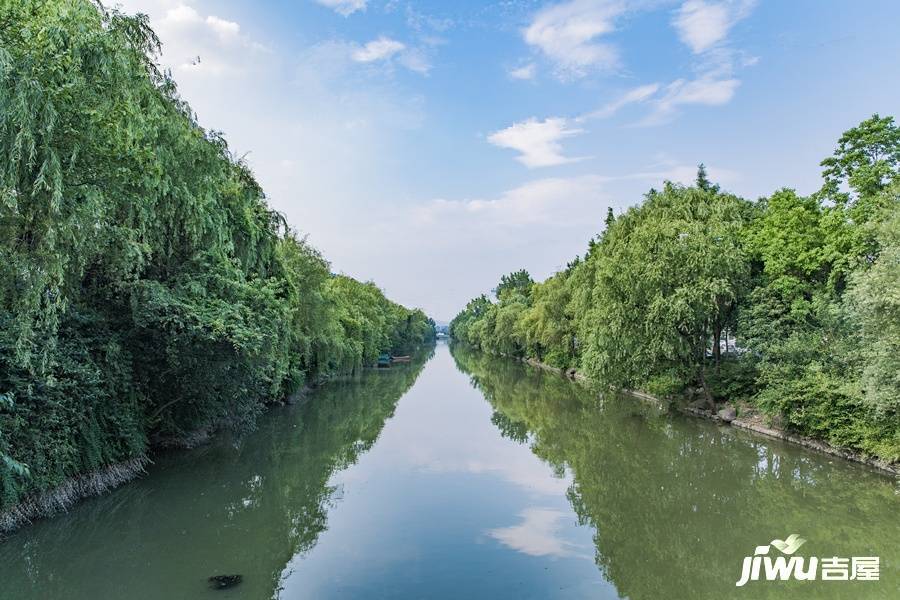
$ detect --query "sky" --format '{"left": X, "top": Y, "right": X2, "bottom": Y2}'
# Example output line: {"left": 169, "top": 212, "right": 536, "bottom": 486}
{"left": 115, "top": 0, "right": 900, "bottom": 322}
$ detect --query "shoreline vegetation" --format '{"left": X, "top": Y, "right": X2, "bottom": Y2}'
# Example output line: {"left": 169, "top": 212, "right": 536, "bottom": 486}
{"left": 512, "top": 352, "right": 898, "bottom": 476}
{"left": 0, "top": 347, "right": 434, "bottom": 535}
{"left": 0, "top": 1, "right": 435, "bottom": 532}
{"left": 451, "top": 117, "right": 900, "bottom": 471}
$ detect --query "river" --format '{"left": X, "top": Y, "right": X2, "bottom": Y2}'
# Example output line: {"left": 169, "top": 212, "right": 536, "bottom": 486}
{"left": 0, "top": 342, "right": 897, "bottom": 599}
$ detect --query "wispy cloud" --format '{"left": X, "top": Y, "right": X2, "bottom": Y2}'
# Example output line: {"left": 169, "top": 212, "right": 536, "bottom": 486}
{"left": 352, "top": 36, "right": 406, "bottom": 62}
{"left": 577, "top": 83, "right": 660, "bottom": 121}
{"left": 488, "top": 118, "right": 586, "bottom": 168}
{"left": 315, "top": 0, "right": 368, "bottom": 17}
{"left": 318, "top": 173, "right": 616, "bottom": 319}
{"left": 415, "top": 176, "right": 610, "bottom": 228}
{"left": 349, "top": 36, "right": 433, "bottom": 74}
{"left": 672, "top": 0, "right": 757, "bottom": 54}
{"left": 509, "top": 63, "right": 537, "bottom": 80}
{"left": 630, "top": 0, "right": 758, "bottom": 124}
{"left": 413, "top": 166, "right": 737, "bottom": 233}
{"left": 640, "top": 76, "right": 739, "bottom": 125}
{"left": 523, "top": 0, "right": 626, "bottom": 79}
{"left": 398, "top": 48, "right": 432, "bottom": 74}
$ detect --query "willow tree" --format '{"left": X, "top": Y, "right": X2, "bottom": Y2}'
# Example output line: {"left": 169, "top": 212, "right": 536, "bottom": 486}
{"left": 579, "top": 181, "right": 751, "bottom": 404}
{"left": 519, "top": 268, "right": 577, "bottom": 367}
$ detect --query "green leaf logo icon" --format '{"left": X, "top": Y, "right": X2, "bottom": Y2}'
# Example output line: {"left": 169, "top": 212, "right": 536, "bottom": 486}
{"left": 770, "top": 534, "right": 806, "bottom": 555}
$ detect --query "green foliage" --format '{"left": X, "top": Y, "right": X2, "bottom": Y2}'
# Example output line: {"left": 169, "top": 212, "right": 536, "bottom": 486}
{"left": 493, "top": 268, "right": 534, "bottom": 301}
{"left": 0, "top": 393, "right": 28, "bottom": 480}
{"left": 846, "top": 193, "right": 900, "bottom": 416}
{"left": 452, "top": 119, "right": 900, "bottom": 462}
{"left": 821, "top": 114, "right": 900, "bottom": 200}
{"left": 579, "top": 183, "right": 751, "bottom": 402}
{"left": 520, "top": 270, "right": 577, "bottom": 368}
{"left": 451, "top": 270, "right": 534, "bottom": 359}
{"left": 0, "top": 0, "right": 433, "bottom": 511}
{"left": 695, "top": 162, "right": 719, "bottom": 193}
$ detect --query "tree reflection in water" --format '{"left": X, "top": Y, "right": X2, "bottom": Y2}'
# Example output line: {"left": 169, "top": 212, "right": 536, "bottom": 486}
{"left": 451, "top": 344, "right": 899, "bottom": 600}
{"left": 0, "top": 348, "right": 433, "bottom": 600}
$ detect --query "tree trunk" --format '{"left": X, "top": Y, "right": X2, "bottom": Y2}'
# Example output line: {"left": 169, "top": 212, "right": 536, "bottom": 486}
{"left": 713, "top": 323, "right": 721, "bottom": 374}
{"left": 697, "top": 364, "right": 714, "bottom": 410}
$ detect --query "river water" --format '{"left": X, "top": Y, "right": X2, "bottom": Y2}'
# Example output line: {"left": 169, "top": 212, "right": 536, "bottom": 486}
{"left": 0, "top": 342, "right": 897, "bottom": 599}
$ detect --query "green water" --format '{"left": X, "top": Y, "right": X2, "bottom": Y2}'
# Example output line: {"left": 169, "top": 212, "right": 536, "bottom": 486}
{"left": 1, "top": 343, "right": 897, "bottom": 599}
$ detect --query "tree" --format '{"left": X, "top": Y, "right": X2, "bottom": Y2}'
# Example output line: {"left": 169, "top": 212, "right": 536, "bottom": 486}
{"left": 580, "top": 182, "right": 751, "bottom": 405}
{"left": 695, "top": 163, "right": 719, "bottom": 193}
{"left": 821, "top": 114, "right": 900, "bottom": 201}
{"left": 493, "top": 269, "right": 534, "bottom": 301}
{"left": 520, "top": 270, "right": 576, "bottom": 367}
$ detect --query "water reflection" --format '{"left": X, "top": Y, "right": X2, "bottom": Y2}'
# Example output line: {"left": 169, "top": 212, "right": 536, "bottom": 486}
{"left": 450, "top": 344, "right": 899, "bottom": 600}
{"left": 488, "top": 507, "right": 589, "bottom": 559}
{"left": 0, "top": 349, "right": 432, "bottom": 600}
{"left": 1, "top": 343, "right": 896, "bottom": 600}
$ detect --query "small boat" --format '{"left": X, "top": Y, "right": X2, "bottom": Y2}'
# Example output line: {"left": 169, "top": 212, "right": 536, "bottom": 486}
{"left": 377, "top": 354, "right": 392, "bottom": 368}
{"left": 391, "top": 355, "right": 411, "bottom": 363}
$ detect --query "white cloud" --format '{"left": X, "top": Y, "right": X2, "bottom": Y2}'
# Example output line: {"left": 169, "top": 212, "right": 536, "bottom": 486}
{"left": 509, "top": 63, "right": 537, "bottom": 80}
{"left": 115, "top": 2, "right": 268, "bottom": 78}
{"left": 369, "top": 175, "right": 616, "bottom": 318}
{"left": 205, "top": 15, "right": 240, "bottom": 40}
{"left": 163, "top": 3, "right": 201, "bottom": 25}
{"left": 315, "top": 0, "right": 368, "bottom": 17}
{"left": 662, "top": 76, "right": 739, "bottom": 106}
{"left": 349, "top": 37, "right": 431, "bottom": 74}
{"left": 578, "top": 83, "right": 660, "bottom": 121}
{"left": 672, "top": 0, "right": 757, "bottom": 54}
{"left": 488, "top": 118, "right": 585, "bottom": 168}
{"left": 639, "top": 76, "right": 738, "bottom": 124}
{"left": 352, "top": 36, "right": 406, "bottom": 62}
{"left": 662, "top": 1, "right": 756, "bottom": 121}
{"left": 524, "top": 0, "right": 626, "bottom": 79}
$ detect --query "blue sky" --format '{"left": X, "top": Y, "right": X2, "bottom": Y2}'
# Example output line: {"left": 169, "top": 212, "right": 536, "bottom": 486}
{"left": 117, "top": 0, "right": 900, "bottom": 321}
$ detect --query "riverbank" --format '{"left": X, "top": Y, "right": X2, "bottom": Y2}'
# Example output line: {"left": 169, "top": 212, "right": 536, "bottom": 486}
{"left": 2, "top": 394, "right": 328, "bottom": 535}
{"left": 0, "top": 351, "right": 435, "bottom": 536}
{"left": 518, "top": 356, "right": 899, "bottom": 477}
{"left": 0, "top": 456, "right": 150, "bottom": 534}
{"left": 0, "top": 385, "right": 331, "bottom": 534}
